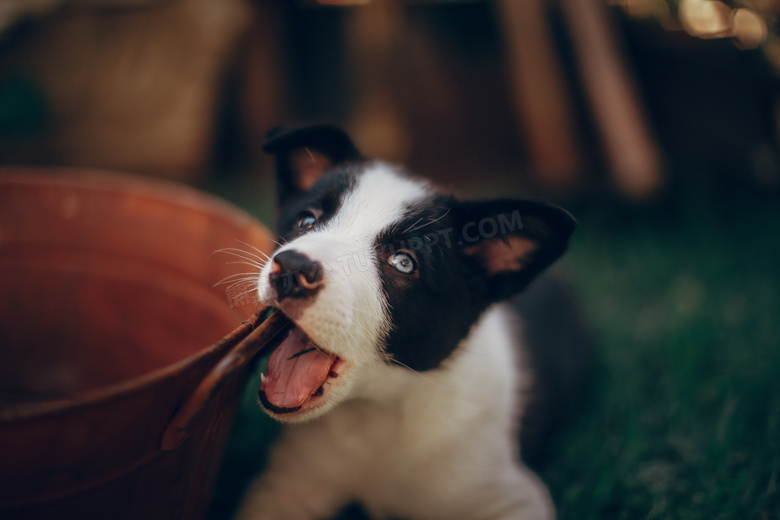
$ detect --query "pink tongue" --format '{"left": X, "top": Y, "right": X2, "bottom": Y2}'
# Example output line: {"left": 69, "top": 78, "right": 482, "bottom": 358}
{"left": 262, "top": 328, "right": 335, "bottom": 409}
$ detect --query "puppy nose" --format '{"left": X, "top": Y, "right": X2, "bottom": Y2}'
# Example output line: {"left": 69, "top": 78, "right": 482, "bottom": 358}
{"left": 270, "top": 250, "right": 324, "bottom": 301}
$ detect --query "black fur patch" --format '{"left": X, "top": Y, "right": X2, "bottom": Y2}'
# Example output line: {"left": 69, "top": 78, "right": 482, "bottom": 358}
{"left": 374, "top": 194, "right": 488, "bottom": 372}
{"left": 374, "top": 193, "right": 575, "bottom": 372}
{"left": 276, "top": 163, "right": 363, "bottom": 242}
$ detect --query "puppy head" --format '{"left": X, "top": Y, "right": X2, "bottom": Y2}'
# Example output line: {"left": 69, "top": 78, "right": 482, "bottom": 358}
{"left": 255, "top": 125, "right": 575, "bottom": 422}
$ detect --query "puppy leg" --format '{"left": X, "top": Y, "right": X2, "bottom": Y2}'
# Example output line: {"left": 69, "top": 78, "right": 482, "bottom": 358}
{"left": 236, "top": 469, "right": 344, "bottom": 520}
{"left": 488, "top": 465, "right": 555, "bottom": 520}
{"left": 381, "top": 450, "right": 554, "bottom": 520}
{"left": 235, "top": 432, "right": 353, "bottom": 520}
{"left": 453, "top": 465, "right": 555, "bottom": 520}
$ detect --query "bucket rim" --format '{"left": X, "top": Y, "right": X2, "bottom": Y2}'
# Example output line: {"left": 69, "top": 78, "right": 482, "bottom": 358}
{"left": 0, "top": 167, "right": 260, "bottom": 229}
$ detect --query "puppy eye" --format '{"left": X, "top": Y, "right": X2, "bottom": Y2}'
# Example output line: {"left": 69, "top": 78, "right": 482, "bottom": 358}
{"left": 296, "top": 211, "right": 318, "bottom": 231}
{"left": 387, "top": 252, "right": 416, "bottom": 274}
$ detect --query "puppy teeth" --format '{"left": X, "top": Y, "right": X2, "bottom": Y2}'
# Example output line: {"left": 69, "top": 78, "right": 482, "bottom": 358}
{"left": 260, "top": 373, "right": 266, "bottom": 384}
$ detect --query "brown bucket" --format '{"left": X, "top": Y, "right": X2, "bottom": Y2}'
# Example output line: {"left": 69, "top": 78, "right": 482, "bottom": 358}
{"left": 0, "top": 169, "right": 287, "bottom": 520}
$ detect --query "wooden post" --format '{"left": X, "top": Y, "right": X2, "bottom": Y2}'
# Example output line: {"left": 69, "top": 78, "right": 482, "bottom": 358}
{"left": 560, "top": 0, "right": 664, "bottom": 199}
{"left": 497, "top": 0, "right": 585, "bottom": 193}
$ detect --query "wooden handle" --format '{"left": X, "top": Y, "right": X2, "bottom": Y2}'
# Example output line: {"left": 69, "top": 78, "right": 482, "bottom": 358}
{"left": 160, "top": 308, "right": 289, "bottom": 451}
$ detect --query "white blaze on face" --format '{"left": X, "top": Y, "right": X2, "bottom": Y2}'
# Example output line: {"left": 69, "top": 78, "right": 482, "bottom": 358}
{"left": 258, "top": 163, "right": 432, "bottom": 368}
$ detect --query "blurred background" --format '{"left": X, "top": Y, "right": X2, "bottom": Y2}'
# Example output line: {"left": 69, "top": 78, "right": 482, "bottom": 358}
{"left": 1, "top": 0, "right": 779, "bottom": 518}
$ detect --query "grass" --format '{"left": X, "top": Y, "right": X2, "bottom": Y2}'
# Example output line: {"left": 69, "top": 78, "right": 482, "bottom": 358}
{"left": 544, "top": 187, "right": 780, "bottom": 520}
{"left": 209, "top": 174, "right": 780, "bottom": 519}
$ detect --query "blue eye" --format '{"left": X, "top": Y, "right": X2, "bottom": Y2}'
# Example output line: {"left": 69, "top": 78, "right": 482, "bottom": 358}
{"left": 297, "top": 212, "right": 317, "bottom": 230}
{"left": 388, "top": 252, "right": 416, "bottom": 274}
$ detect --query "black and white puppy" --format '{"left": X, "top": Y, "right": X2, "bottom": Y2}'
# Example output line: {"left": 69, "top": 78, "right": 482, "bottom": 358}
{"left": 237, "top": 124, "right": 577, "bottom": 520}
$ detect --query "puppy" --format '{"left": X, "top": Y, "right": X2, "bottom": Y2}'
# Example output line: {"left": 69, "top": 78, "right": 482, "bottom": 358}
{"left": 237, "top": 124, "right": 577, "bottom": 520}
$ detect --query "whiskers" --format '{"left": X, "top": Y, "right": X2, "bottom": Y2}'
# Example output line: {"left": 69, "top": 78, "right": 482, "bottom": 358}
{"left": 403, "top": 208, "right": 451, "bottom": 235}
{"left": 211, "top": 242, "right": 269, "bottom": 269}
{"left": 211, "top": 240, "right": 272, "bottom": 307}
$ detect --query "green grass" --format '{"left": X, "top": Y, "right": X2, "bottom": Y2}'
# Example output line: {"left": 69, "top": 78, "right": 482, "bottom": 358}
{"left": 544, "top": 191, "right": 780, "bottom": 520}
{"left": 210, "top": 175, "right": 780, "bottom": 519}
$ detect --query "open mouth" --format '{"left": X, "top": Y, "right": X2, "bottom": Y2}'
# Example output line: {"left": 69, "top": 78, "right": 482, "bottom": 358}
{"left": 258, "top": 318, "right": 344, "bottom": 416}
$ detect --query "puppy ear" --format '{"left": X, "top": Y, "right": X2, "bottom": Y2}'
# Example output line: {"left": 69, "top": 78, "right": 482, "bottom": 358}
{"left": 453, "top": 199, "right": 576, "bottom": 302}
{"left": 263, "top": 124, "right": 363, "bottom": 208}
